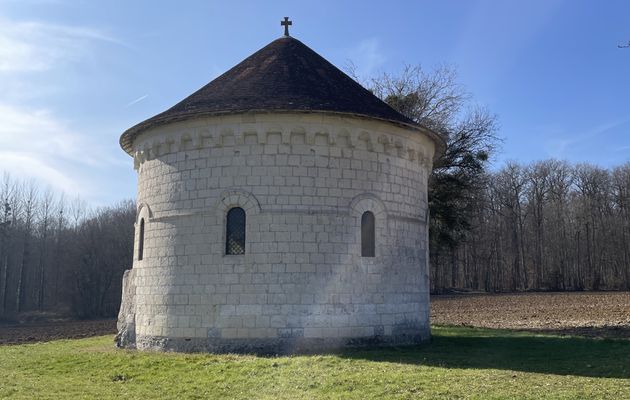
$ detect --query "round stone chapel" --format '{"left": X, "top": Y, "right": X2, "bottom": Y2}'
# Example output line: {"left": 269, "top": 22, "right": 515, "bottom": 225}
{"left": 116, "top": 24, "right": 444, "bottom": 353}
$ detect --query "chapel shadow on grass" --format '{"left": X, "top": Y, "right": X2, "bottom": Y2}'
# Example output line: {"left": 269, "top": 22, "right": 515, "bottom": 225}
{"left": 519, "top": 325, "right": 630, "bottom": 340}
{"left": 339, "top": 326, "right": 630, "bottom": 379}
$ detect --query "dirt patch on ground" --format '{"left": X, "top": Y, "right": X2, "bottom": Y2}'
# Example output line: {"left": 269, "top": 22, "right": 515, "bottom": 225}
{"left": 0, "top": 319, "right": 116, "bottom": 345}
{"left": 431, "top": 291, "right": 630, "bottom": 339}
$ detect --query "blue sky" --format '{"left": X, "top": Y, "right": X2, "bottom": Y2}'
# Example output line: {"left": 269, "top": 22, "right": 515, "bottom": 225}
{"left": 1, "top": 0, "right": 628, "bottom": 205}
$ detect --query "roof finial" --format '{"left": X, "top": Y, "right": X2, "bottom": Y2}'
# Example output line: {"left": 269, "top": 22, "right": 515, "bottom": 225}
{"left": 281, "top": 17, "right": 292, "bottom": 36}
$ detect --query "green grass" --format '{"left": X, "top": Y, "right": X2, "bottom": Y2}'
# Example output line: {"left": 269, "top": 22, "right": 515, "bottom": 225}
{"left": 1, "top": 326, "right": 629, "bottom": 399}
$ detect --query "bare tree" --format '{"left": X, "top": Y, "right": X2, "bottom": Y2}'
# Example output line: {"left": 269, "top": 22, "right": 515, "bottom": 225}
{"left": 573, "top": 164, "right": 611, "bottom": 290}
{"left": 72, "top": 201, "right": 134, "bottom": 317}
{"left": 526, "top": 161, "right": 552, "bottom": 288}
{"left": 612, "top": 164, "right": 630, "bottom": 288}
{"left": 366, "top": 65, "right": 468, "bottom": 132}
{"left": 0, "top": 174, "right": 13, "bottom": 314}
{"left": 51, "top": 194, "right": 66, "bottom": 307}
{"left": 546, "top": 160, "right": 573, "bottom": 289}
{"left": 37, "top": 189, "right": 54, "bottom": 310}
{"left": 16, "top": 182, "right": 37, "bottom": 312}
{"left": 496, "top": 163, "right": 528, "bottom": 290}
{"left": 69, "top": 196, "right": 87, "bottom": 229}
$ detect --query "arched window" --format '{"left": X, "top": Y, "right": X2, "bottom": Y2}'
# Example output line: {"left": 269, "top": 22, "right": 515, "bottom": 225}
{"left": 138, "top": 218, "right": 145, "bottom": 261}
{"left": 226, "top": 207, "right": 246, "bottom": 255}
{"left": 361, "top": 211, "right": 375, "bottom": 257}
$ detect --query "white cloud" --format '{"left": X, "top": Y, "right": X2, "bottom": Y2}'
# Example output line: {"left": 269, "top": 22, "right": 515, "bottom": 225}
{"left": 0, "top": 103, "right": 124, "bottom": 197}
{"left": 0, "top": 16, "right": 131, "bottom": 201}
{"left": 0, "top": 17, "right": 125, "bottom": 72}
{"left": 0, "top": 104, "right": 86, "bottom": 162}
{"left": 0, "top": 152, "right": 82, "bottom": 196}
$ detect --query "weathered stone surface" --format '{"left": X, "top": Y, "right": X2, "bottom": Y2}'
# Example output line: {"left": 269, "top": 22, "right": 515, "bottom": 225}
{"left": 117, "top": 112, "right": 435, "bottom": 353}
{"left": 115, "top": 269, "right": 137, "bottom": 348}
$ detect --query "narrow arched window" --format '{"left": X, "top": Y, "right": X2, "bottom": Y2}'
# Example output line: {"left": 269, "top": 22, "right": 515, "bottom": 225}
{"left": 138, "top": 218, "right": 145, "bottom": 261}
{"left": 226, "top": 207, "right": 246, "bottom": 255}
{"left": 361, "top": 211, "right": 375, "bottom": 257}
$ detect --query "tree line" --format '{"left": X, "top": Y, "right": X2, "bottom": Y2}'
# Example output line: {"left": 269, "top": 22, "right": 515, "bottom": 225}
{"left": 431, "top": 160, "right": 630, "bottom": 293}
{"left": 0, "top": 174, "right": 134, "bottom": 319}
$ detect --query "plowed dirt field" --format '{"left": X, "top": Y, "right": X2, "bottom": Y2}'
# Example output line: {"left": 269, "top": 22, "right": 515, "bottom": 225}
{"left": 431, "top": 291, "right": 630, "bottom": 338}
{"left": 0, "top": 319, "right": 116, "bottom": 345}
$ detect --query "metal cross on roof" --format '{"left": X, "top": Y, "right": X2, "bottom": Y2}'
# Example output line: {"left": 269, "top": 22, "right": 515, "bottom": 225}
{"left": 281, "top": 17, "right": 292, "bottom": 36}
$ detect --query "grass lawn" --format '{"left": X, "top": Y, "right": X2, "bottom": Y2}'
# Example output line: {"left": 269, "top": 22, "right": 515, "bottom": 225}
{"left": 0, "top": 326, "right": 629, "bottom": 399}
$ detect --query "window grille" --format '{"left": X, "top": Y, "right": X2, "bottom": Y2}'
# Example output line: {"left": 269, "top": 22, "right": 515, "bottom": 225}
{"left": 226, "top": 207, "right": 246, "bottom": 255}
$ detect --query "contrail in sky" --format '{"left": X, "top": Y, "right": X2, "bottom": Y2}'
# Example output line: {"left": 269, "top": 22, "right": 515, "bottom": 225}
{"left": 125, "top": 94, "right": 148, "bottom": 107}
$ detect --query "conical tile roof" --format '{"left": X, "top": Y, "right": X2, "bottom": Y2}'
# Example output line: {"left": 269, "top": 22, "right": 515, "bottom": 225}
{"left": 120, "top": 36, "right": 437, "bottom": 153}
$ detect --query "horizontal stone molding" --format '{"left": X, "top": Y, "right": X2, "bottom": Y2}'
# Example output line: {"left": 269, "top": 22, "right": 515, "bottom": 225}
{"left": 132, "top": 115, "right": 434, "bottom": 170}
{"left": 141, "top": 204, "right": 423, "bottom": 226}
{"left": 389, "top": 214, "right": 428, "bottom": 226}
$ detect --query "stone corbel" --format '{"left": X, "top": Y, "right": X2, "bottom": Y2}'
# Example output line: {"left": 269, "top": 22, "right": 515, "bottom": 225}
{"left": 233, "top": 126, "right": 245, "bottom": 145}
{"left": 358, "top": 131, "right": 373, "bottom": 151}
{"left": 178, "top": 132, "right": 192, "bottom": 151}
{"left": 133, "top": 151, "right": 142, "bottom": 170}
{"left": 378, "top": 134, "right": 392, "bottom": 155}
{"left": 305, "top": 129, "right": 316, "bottom": 145}
{"left": 394, "top": 139, "right": 404, "bottom": 158}
{"left": 418, "top": 153, "right": 429, "bottom": 168}
{"left": 217, "top": 128, "right": 231, "bottom": 147}
{"left": 256, "top": 130, "right": 268, "bottom": 145}
{"left": 328, "top": 131, "right": 337, "bottom": 146}
{"left": 163, "top": 137, "right": 175, "bottom": 154}
{"left": 192, "top": 129, "right": 207, "bottom": 149}
{"left": 336, "top": 129, "right": 354, "bottom": 148}
{"left": 143, "top": 144, "right": 153, "bottom": 161}
{"left": 407, "top": 148, "right": 417, "bottom": 161}
{"left": 281, "top": 128, "right": 291, "bottom": 145}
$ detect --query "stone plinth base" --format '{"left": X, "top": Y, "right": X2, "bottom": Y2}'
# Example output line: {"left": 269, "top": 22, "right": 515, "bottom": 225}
{"left": 127, "top": 332, "right": 430, "bottom": 355}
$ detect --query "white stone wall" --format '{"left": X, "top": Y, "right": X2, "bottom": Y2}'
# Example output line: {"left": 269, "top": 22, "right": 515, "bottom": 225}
{"left": 126, "top": 112, "right": 436, "bottom": 350}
